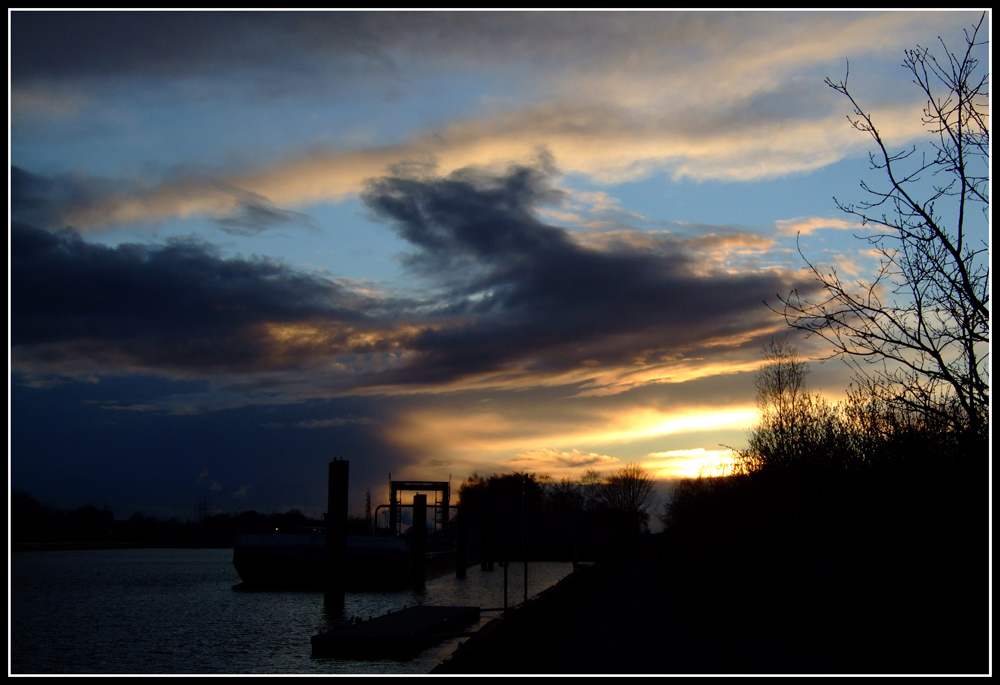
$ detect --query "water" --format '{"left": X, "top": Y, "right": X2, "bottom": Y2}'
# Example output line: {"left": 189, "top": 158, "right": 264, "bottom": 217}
{"left": 10, "top": 548, "right": 573, "bottom": 674}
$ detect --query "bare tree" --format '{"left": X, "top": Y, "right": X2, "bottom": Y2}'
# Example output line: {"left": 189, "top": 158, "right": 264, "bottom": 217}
{"left": 737, "top": 340, "right": 808, "bottom": 474}
{"left": 778, "top": 14, "right": 989, "bottom": 442}
{"left": 735, "top": 340, "right": 851, "bottom": 475}
{"left": 600, "top": 463, "right": 656, "bottom": 533}
{"left": 753, "top": 339, "right": 809, "bottom": 427}
{"left": 579, "top": 468, "right": 603, "bottom": 512}
{"left": 545, "top": 477, "right": 583, "bottom": 513}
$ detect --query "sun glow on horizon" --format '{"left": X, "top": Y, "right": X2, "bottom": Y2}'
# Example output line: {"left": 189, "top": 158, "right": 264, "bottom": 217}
{"left": 643, "top": 447, "right": 737, "bottom": 479}
{"left": 614, "top": 407, "right": 758, "bottom": 443}
{"left": 390, "top": 403, "right": 758, "bottom": 480}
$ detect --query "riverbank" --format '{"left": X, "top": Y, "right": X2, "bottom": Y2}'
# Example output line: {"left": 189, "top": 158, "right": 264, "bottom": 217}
{"left": 12, "top": 541, "right": 234, "bottom": 552}
{"left": 432, "top": 533, "right": 988, "bottom": 675}
{"left": 432, "top": 538, "right": 833, "bottom": 675}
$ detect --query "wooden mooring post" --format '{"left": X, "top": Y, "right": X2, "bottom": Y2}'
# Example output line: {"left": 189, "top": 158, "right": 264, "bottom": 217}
{"left": 411, "top": 494, "right": 426, "bottom": 592}
{"left": 455, "top": 505, "right": 467, "bottom": 579}
{"left": 325, "top": 459, "right": 349, "bottom": 609}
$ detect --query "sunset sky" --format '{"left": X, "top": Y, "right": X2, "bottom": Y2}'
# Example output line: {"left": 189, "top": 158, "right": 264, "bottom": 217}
{"left": 10, "top": 10, "right": 989, "bottom": 521}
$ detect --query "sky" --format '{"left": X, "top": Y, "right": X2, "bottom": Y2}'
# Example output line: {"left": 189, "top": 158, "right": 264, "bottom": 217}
{"left": 9, "top": 10, "right": 990, "bottom": 522}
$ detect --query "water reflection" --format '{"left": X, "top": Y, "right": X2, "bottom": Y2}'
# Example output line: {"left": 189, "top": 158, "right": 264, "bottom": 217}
{"left": 11, "top": 548, "right": 572, "bottom": 675}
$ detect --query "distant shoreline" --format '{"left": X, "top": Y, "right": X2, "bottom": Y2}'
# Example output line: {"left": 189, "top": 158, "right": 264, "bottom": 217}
{"left": 11, "top": 542, "right": 234, "bottom": 552}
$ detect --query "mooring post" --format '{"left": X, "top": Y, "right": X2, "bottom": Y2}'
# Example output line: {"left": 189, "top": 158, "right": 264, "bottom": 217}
{"left": 440, "top": 481, "right": 450, "bottom": 528}
{"left": 480, "top": 512, "right": 488, "bottom": 572}
{"left": 411, "top": 494, "right": 427, "bottom": 592}
{"left": 522, "top": 477, "right": 528, "bottom": 604}
{"left": 503, "top": 523, "right": 509, "bottom": 614}
{"left": 455, "top": 504, "right": 467, "bottom": 579}
{"left": 388, "top": 480, "right": 398, "bottom": 536}
{"left": 480, "top": 512, "right": 491, "bottom": 571}
{"left": 325, "top": 459, "right": 349, "bottom": 609}
{"left": 486, "top": 514, "right": 495, "bottom": 571}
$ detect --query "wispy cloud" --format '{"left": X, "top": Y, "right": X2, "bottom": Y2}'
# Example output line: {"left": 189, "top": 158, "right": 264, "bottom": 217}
{"left": 775, "top": 216, "right": 866, "bottom": 236}
{"left": 13, "top": 161, "right": 820, "bottom": 401}
{"left": 14, "top": 10, "right": 974, "bottom": 517}
{"left": 503, "top": 448, "right": 621, "bottom": 470}
{"left": 296, "top": 417, "right": 377, "bottom": 428}
{"left": 23, "top": 102, "right": 929, "bottom": 233}
{"left": 11, "top": 11, "right": 964, "bottom": 233}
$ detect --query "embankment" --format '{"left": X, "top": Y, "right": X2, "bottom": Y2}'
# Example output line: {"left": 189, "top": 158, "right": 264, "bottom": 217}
{"left": 432, "top": 537, "right": 832, "bottom": 675}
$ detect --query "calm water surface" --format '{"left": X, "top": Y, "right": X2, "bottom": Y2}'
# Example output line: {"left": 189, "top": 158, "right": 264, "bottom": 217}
{"left": 11, "top": 548, "right": 572, "bottom": 674}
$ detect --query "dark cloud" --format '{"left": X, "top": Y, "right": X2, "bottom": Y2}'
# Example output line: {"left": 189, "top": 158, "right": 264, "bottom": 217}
{"left": 211, "top": 199, "right": 320, "bottom": 236}
{"left": 361, "top": 162, "right": 820, "bottom": 385}
{"left": 10, "top": 162, "right": 823, "bottom": 521}
{"left": 10, "top": 11, "right": 384, "bottom": 85}
{"left": 8, "top": 12, "right": 716, "bottom": 86}
{"left": 11, "top": 165, "right": 111, "bottom": 228}
{"left": 12, "top": 165, "right": 319, "bottom": 235}
{"left": 12, "top": 160, "right": 821, "bottom": 390}
{"left": 11, "top": 11, "right": 894, "bottom": 105}
{"left": 362, "top": 162, "right": 569, "bottom": 281}
{"left": 11, "top": 221, "right": 382, "bottom": 374}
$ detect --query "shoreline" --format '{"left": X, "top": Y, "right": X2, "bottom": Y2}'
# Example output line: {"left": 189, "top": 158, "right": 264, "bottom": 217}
{"left": 430, "top": 541, "right": 771, "bottom": 675}
{"left": 11, "top": 542, "right": 232, "bottom": 552}
{"left": 431, "top": 534, "right": 987, "bottom": 675}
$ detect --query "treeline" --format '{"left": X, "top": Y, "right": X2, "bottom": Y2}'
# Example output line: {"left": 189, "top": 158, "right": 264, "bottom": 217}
{"left": 10, "top": 463, "right": 661, "bottom": 555}
{"left": 454, "top": 464, "right": 656, "bottom": 562}
{"left": 9, "top": 490, "right": 346, "bottom": 550}
{"left": 668, "top": 22, "right": 989, "bottom": 672}
{"left": 659, "top": 342, "right": 988, "bottom": 673}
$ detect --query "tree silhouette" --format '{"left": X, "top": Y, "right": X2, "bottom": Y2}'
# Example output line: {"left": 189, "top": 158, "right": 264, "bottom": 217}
{"left": 735, "top": 340, "right": 854, "bottom": 475}
{"left": 579, "top": 468, "right": 603, "bottom": 512}
{"left": 778, "top": 14, "right": 989, "bottom": 444}
{"left": 599, "top": 463, "right": 656, "bottom": 535}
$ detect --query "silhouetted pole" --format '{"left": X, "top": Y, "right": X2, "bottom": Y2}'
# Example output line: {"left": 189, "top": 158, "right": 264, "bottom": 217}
{"left": 440, "top": 481, "right": 450, "bottom": 528}
{"left": 456, "top": 504, "right": 467, "bottom": 579}
{"left": 480, "top": 514, "right": 489, "bottom": 571}
{"left": 411, "top": 494, "right": 427, "bottom": 592}
{"left": 522, "top": 477, "right": 528, "bottom": 604}
{"left": 503, "top": 523, "right": 509, "bottom": 614}
{"left": 572, "top": 510, "right": 580, "bottom": 570}
{"left": 488, "top": 515, "right": 495, "bottom": 571}
{"left": 389, "top": 478, "right": 397, "bottom": 536}
{"left": 325, "top": 459, "right": 349, "bottom": 609}
{"left": 480, "top": 511, "right": 488, "bottom": 571}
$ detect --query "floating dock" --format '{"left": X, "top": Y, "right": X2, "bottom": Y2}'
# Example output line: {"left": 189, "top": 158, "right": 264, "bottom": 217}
{"left": 311, "top": 605, "right": 481, "bottom": 660}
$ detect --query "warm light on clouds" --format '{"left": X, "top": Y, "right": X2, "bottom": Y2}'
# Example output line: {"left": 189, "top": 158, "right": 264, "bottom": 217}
{"left": 386, "top": 402, "right": 757, "bottom": 480}
{"left": 775, "top": 215, "right": 866, "bottom": 236}
{"left": 567, "top": 357, "right": 765, "bottom": 399}
{"left": 606, "top": 407, "right": 759, "bottom": 443}
{"left": 13, "top": 10, "right": 983, "bottom": 519}
{"left": 49, "top": 99, "right": 929, "bottom": 233}
{"left": 502, "top": 448, "right": 621, "bottom": 472}
{"left": 831, "top": 253, "right": 866, "bottom": 278}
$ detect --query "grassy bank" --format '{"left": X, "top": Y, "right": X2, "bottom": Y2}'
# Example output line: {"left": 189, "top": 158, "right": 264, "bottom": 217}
{"left": 433, "top": 470, "right": 989, "bottom": 677}
{"left": 432, "top": 537, "right": 837, "bottom": 674}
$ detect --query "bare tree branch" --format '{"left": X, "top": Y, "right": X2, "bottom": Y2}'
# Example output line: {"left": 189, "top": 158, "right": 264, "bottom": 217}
{"left": 775, "top": 13, "right": 989, "bottom": 441}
